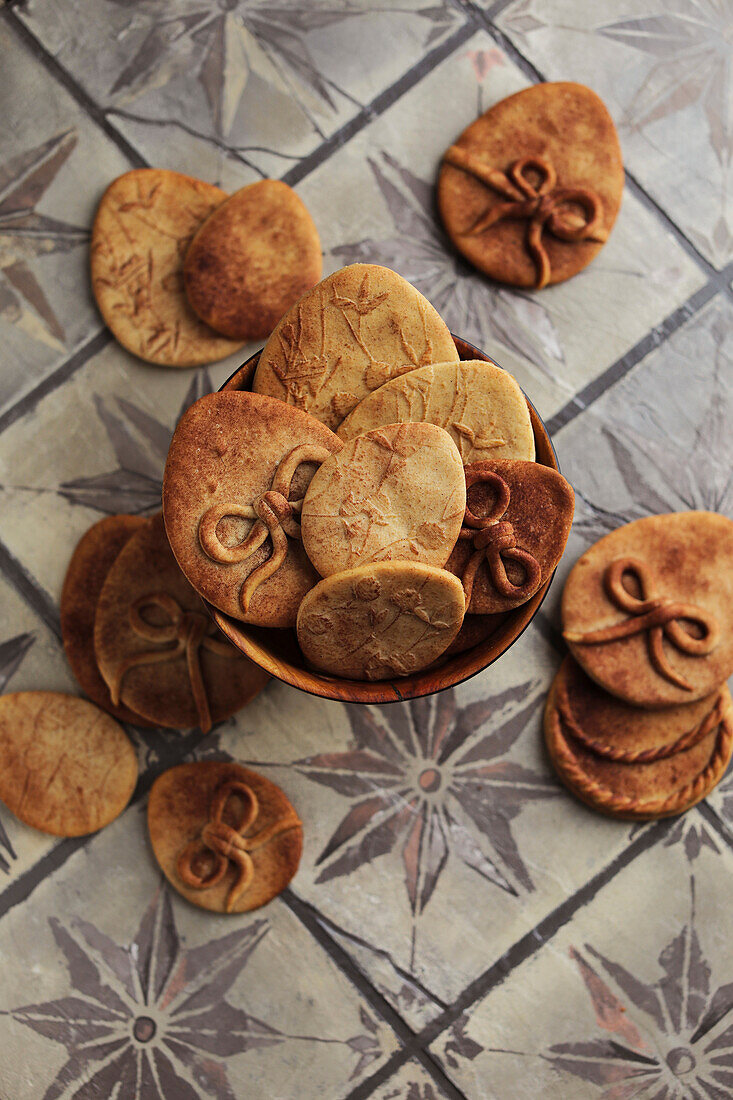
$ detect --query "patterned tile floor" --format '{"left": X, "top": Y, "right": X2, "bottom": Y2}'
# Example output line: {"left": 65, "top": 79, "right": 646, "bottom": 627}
{"left": 0, "top": 1, "right": 732, "bottom": 1097}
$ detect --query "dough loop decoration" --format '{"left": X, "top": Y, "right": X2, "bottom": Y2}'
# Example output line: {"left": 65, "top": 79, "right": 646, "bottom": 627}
{"left": 109, "top": 592, "right": 237, "bottom": 733}
{"left": 198, "top": 443, "right": 332, "bottom": 612}
{"left": 176, "top": 780, "right": 301, "bottom": 913}
{"left": 443, "top": 147, "right": 608, "bottom": 289}
{"left": 565, "top": 557, "right": 720, "bottom": 692}
{"left": 457, "top": 464, "right": 541, "bottom": 605}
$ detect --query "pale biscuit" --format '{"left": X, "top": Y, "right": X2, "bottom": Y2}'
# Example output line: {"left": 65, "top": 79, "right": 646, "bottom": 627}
{"left": 301, "top": 422, "right": 466, "bottom": 577}
{"left": 183, "top": 179, "right": 322, "bottom": 341}
{"left": 0, "top": 692, "right": 137, "bottom": 836}
{"left": 297, "top": 561, "right": 465, "bottom": 680}
{"left": 252, "top": 263, "right": 458, "bottom": 430}
{"left": 338, "top": 360, "right": 535, "bottom": 464}
{"left": 91, "top": 169, "right": 243, "bottom": 366}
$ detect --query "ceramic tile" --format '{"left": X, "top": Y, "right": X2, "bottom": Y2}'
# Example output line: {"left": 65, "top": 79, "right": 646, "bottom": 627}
{"left": 0, "top": 802, "right": 401, "bottom": 1100}
{"left": 12, "top": 0, "right": 465, "bottom": 183}
{"left": 204, "top": 619, "right": 656, "bottom": 1012}
{"left": 0, "top": 575, "right": 77, "bottom": 895}
{"left": 496, "top": 0, "right": 732, "bottom": 268}
{"left": 0, "top": 20, "right": 133, "bottom": 414}
{"left": 294, "top": 30, "right": 703, "bottom": 422}
{"left": 0, "top": 339, "right": 250, "bottom": 608}
{"left": 373, "top": 1059, "right": 452, "bottom": 1099}
{"left": 542, "top": 294, "right": 733, "bottom": 627}
{"left": 430, "top": 811, "right": 733, "bottom": 1098}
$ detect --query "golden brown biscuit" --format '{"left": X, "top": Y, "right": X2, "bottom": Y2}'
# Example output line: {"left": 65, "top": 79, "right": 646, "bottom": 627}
{"left": 148, "top": 762, "right": 302, "bottom": 913}
{"left": 446, "top": 459, "right": 574, "bottom": 613}
{"left": 91, "top": 169, "right": 243, "bottom": 366}
{"left": 440, "top": 612, "right": 508, "bottom": 659}
{"left": 0, "top": 692, "right": 137, "bottom": 836}
{"left": 94, "top": 514, "right": 269, "bottom": 731}
{"left": 61, "top": 514, "right": 155, "bottom": 727}
{"left": 438, "top": 83, "right": 623, "bottom": 288}
{"left": 163, "top": 391, "right": 342, "bottom": 628}
{"left": 562, "top": 512, "right": 733, "bottom": 708}
{"left": 183, "top": 179, "right": 321, "bottom": 340}
{"left": 297, "top": 561, "right": 465, "bottom": 680}
{"left": 337, "top": 360, "right": 535, "bottom": 465}
{"left": 252, "top": 263, "right": 458, "bottom": 430}
{"left": 301, "top": 423, "right": 465, "bottom": 577}
{"left": 545, "top": 663, "right": 733, "bottom": 820}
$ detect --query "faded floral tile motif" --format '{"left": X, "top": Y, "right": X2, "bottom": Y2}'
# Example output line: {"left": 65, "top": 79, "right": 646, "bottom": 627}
{"left": 373, "top": 1059, "right": 452, "bottom": 1099}
{"left": 211, "top": 623, "right": 652, "bottom": 1009}
{"left": 295, "top": 31, "right": 702, "bottom": 420}
{"left": 544, "top": 295, "right": 733, "bottom": 626}
{"left": 0, "top": 805, "right": 401, "bottom": 1099}
{"left": 430, "top": 817, "right": 733, "bottom": 1099}
{"left": 497, "top": 0, "right": 732, "bottom": 268}
{"left": 0, "top": 22, "right": 132, "bottom": 412}
{"left": 13, "top": 0, "right": 463, "bottom": 183}
{"left": 0, "top": 340, "right": 247, "bottom": 606}
{"left": 0, "top": 577, "right": 78, "bottom": 896}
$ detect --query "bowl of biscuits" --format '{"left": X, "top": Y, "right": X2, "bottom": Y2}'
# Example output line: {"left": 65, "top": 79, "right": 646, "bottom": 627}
{"left": 162, "top": 262, "right": 575, "bottom": 703}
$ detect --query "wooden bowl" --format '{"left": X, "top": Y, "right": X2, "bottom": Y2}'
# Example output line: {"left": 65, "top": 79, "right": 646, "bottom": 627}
{"left": 209, "top": 336, "right": 559, "bottom": 703}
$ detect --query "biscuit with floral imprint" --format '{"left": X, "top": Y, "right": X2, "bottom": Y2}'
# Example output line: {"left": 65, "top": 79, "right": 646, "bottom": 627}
{"left": 163, "top": 391, "right": 342, "bottom": 628}
{"left": 440, "top": 612, "right": 508, "bottom": 659}
{"left": 301, "top": 422, "right": 465, "bottom": 577}
{"left": 446, "top": 459, "right": 574, "bottom": 613}
{"left": 0, "top": 692, "right": 137, "bottom": 836}
{"left": 438, "top": 82, "right": 623, "bottom": 288}
{"left": 252, "top": 263, "right": 458, "bottom": 430}
{"left": 148, "top": 762, "right": 302, "bottom": 913}
{"left": 94, "top": 513, "right": 269, "bottom": 732}
{"left": 297, "top": 561, "right": 465, "bottom": 681}
{"left": 562, "top": 512, "right": 733, "bottom": 708}
{"left": 337, "top": 360, "right": 535, "bottom": 465}
{"left": 91, "top": 169, "right": 243, "bottom": 366}
{"left": 544, "top": 670, "right": 733, "bottom": 820}
{"left": 61, "top": 514, "right": 156, "bottom": 727}
{"left": 183, "top": 179, "right": 322, "bottom": 341}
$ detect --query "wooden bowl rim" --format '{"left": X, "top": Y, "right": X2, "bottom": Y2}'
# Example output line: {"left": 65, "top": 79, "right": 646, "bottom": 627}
{"left": 208, "top": 335, "right": 560, "bottom": 704}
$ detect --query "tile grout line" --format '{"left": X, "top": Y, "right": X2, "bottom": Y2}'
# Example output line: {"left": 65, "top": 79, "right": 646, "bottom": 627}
{"left": 545, "top": 281, "right": 720, "bottom": 437}
{"left": 697, "top": 799, "right": 733, "bottom": 852}
{"left": 0, "top": 539, "right": 61, "bottom": 641}
{"left": 1, "top": 7, "right": 148, "bottom": 170}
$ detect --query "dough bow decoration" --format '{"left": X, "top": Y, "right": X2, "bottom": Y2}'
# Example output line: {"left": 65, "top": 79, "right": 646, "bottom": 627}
{"left": 198, "top": 444, "right": 332, "bottom": 613}
{"left": 458, "top": 465, "right": 541, "bottom": 606}
{"left": 443, "top": 147, "right": 608, "bottom": 289}
{"left": 176, "top": 780, "right": 301, "bottom": 912}
{"left": 564, "top": 557, "right": 721, "bottom": 692}
{"left": 109, "top": 592, "right": 237, "bottom": 733}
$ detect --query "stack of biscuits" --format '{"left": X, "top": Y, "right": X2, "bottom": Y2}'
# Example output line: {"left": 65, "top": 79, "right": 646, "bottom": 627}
{"left": 546, "top": 513, "right": 733, "bottom": 819}
{"left": 163, "top": 262, "right": 576, "bottom": 682}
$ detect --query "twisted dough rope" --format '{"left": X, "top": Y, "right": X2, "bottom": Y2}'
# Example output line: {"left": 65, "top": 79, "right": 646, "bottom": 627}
{"left": 176, "top": 780, "right": 301, "bottom": 912}
{"left": 546, "top": 686, "right": 733, "bottom": 819}
{"left": 443, "top": 149, "right": 608, "bottom": 289}
{"left": 109, "top": 592, "right": 238, "bottom": 733}
{"left": 198, "top": 443, "right": 332, "bottom": 614}
{"left": 555, "top": 675, "right": 724, "bottom": 764}
{"left": 565, "top": 557, "right": 720, "bottom": 692}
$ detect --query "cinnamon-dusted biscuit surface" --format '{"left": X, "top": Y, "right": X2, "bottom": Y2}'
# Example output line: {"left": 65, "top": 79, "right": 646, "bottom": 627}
{"left": 148, "top": 762, "right": 302, "bottom": 914}
{"left": 163, "top": 391, "right": 342, "bottom": 627}
{"left": 337, "top": 361, "right": 535, "bottom": 465}
{"left": 0, "top": 692, "right": 137, "bottom": 836}
{"left": 301, "top": 423, "right": 465, "bottom": 577}
{"left": 94, "top": 514, "right": 268, "bottom": 731}
{"left": 446, "top": 459, "right": 574, "bottom": 613}
{"left": 252, "top": 263, "right": 457, "bottom": 430}
{"left": 61, "top": 514, "right": 154, "bottom": 726}
{"left": 183, "top": 180, "right": 322, "bottom": 341}
{"left": 545, "top": 666, "right": 733, "bottom": 820}
{"left": 562, "top": 512, "right": 733, "bottom": 707}
{"left": 438, "top": 82, "right": 623, "bottom": 288}
{"left": 297, "top": 561, "right": 465, "bottom": 681}
{"left": 91, "top": 169, "right": 243, "bottom": 366}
